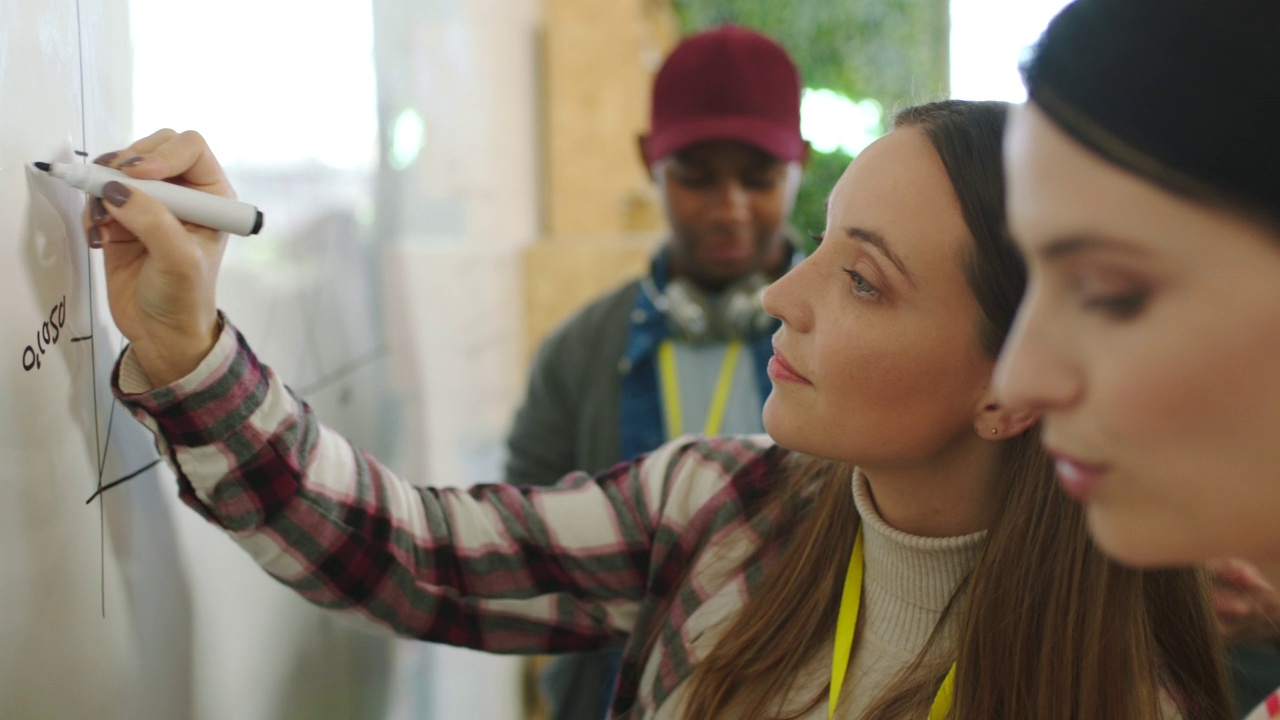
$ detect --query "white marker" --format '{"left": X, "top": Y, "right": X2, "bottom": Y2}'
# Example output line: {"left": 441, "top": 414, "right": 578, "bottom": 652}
{"left": 33, "top": 161, "right": 264, "bottom": 236}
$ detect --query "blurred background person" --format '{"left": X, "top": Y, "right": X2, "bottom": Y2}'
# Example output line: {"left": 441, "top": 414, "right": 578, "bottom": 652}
{"left": 505, "top": 26, "right": 807, "bottom": 720}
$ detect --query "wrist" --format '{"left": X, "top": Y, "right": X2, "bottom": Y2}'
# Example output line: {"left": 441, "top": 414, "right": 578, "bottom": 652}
{"left": 134, "top": 315, "right": 223, "bottom": 387}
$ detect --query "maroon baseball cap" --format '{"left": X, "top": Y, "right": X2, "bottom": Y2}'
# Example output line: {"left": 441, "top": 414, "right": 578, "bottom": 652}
{"left": 645, "top": 25, "right": 805, "bottom": 165}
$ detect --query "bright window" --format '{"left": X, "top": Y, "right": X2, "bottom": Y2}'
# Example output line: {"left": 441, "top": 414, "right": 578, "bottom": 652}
{"left": 950, "top": 0, "right": 1073, "bottom": 102}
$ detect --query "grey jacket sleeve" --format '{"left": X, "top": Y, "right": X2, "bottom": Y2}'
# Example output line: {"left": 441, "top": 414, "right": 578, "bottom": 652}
{"left": 503, "top": 282, "right": 636, "bottom": 487}
{"left": 503, "top": 327, "right": 582, "bottom": 487}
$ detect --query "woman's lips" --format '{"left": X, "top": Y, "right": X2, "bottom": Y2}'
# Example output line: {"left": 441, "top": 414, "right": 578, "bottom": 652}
{"left": 768, "top": 347, "right": 811, "bottom": 384}
{"left": 1048, "top": 450, "right": 1111, "bottom": 502}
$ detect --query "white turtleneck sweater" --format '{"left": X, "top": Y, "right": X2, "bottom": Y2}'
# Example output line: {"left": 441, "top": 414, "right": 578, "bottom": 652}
{"left": 819, "top": 473, "right": 984, "bottom": 719}
{"left": 819, "top": 474, "right": 1179, "bottom": 719}
{"left": 657, "top": 471, "right": 984, "bottom": 720}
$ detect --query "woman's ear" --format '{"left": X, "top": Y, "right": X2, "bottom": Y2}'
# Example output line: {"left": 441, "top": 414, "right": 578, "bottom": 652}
{"left": 974, "top": 393, "right": 1041, "bottom": 440}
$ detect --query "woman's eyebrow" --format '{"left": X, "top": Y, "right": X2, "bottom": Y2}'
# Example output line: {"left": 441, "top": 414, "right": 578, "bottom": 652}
{"left": 846, "top": 226, "right": 916, "bottom": 287}
{"left": 1040, "top": 234, "right": 1152, "bottom": 262}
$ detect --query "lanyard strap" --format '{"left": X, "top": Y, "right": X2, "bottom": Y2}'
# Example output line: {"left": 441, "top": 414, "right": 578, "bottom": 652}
{"left": 829, "top": 527, "right": 957, "bottom": 720}
{"left": 828, "top": 527, "right": 866, "bottom": 719}
{"left": 657, "top": 339, "right": 743, "bottom": 438}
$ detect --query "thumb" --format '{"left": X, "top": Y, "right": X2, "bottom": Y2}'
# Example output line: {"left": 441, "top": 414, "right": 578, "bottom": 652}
{"left": 100, "top": 179, "right": 203, "bottom": 266}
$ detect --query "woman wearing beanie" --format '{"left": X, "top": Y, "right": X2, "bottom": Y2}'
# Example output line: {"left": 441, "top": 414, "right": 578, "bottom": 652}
{"left": 994, "top": 2, "right": 1280, "bottom": 717}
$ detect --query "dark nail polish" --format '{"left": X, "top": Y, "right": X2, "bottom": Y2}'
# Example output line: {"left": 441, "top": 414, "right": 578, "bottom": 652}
{"left": 119, "top": 155, "right": 145, "bottom": 167}
{"left": 93, "top": 151, "right": 119, "bottom": 166}
{"left": 89, "top": 196, "right": 108, "bottom": 222}
{"left": 103, "top": 181, "right": 131, "bottom": 207}
{"left": 87, "top": 226, "right": 103, "bottom": 249}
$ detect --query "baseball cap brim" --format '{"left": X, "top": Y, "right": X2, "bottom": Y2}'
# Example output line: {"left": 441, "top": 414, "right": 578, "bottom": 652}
{"left": 646, "top": 115, "right": 807, "bottom": 165}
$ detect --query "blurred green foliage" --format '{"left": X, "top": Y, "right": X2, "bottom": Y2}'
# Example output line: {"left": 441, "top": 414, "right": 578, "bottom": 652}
{"left": 671, "top": 0, "right": 950, "bottom": 247}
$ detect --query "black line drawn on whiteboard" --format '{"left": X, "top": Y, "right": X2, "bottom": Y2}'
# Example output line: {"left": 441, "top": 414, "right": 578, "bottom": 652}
{"left": 67, "top": 0, "right": 168, "bottom": 618}
{"left": 295, "top": 345, "right": 388, "bottom": 398}
{"left": 87, "top": 332, "right": 163, "bottom": 504}
{"left": 86, "top": 458, "right": 164, "bottom": 505}
{"left": 97, "top": 392, "right": 120, "bottom": 475}
{"left": 69, "top": 0, "right": 114, "bottom": 618}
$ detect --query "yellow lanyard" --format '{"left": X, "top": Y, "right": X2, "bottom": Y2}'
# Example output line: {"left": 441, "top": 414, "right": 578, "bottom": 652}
{"left": 829, "top": 528, "right": 957, "bottom": 720}
{"left": 657, "top": 339, "right": 742, "bottom": 438}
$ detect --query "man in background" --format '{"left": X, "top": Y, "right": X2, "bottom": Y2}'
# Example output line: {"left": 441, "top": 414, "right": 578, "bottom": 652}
{"left": 504, "top": 25, "right": 808, "bottom": 720}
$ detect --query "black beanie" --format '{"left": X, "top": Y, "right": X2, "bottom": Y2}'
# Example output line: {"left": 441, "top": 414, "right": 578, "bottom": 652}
{"left": 1022, "top": 0, "right": 1280, "bottom": 223}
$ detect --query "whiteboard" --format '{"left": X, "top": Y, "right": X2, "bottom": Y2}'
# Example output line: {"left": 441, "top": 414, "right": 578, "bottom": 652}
{"left": 1, "top": 2, "right": 399, "bottom": 718}
{"left": 0, "top": 0, "right": 192, "bottom": 718}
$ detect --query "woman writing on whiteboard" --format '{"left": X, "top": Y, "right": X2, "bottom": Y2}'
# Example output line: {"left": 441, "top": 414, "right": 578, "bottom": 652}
{"left": 85, "top": 101, "right": 1230, "bottom": 718}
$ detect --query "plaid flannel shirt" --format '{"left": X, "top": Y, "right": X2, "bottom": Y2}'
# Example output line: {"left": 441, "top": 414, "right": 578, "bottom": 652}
{"left": 114, "top": 318, "right": 799, "bottom": 719}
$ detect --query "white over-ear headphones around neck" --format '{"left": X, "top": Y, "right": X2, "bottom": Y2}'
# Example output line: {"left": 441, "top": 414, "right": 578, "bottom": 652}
{"left": 642, "top": 273, "right": 775, "bottom": 344}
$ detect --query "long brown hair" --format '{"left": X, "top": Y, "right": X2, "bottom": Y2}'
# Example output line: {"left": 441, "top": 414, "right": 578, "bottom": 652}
{"left": 679, "top": 101, "right": 1232, "bottom": 719}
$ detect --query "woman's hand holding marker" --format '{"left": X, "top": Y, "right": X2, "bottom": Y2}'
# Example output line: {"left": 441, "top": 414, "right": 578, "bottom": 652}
{"left": 83, "top": 129, "right": 233, "bottom": 387}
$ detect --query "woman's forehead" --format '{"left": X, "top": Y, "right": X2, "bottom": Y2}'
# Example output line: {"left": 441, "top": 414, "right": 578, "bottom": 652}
{"left": 1006, "top": 103, "right": 1280, "bottom": 268}
{"left": 1003, "top": 104, "right": 1152, "bottom": 244}
{"left": 829, "top": 129, "right": 968, "bottom": 260}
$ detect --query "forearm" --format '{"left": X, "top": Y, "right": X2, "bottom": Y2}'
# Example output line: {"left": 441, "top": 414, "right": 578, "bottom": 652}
{"left": 114, "top": 317, "right": 652, "bottom": 652}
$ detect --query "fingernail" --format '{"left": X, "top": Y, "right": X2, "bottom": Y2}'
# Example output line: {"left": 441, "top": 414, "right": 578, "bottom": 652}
{"left": 119, "top": 155, "right": 145, "bottom": 167}
{"left": 87, "top": 226, "right": 103, "bottom": 249}
{"left": 93, "top": 151, "right": 119, "bottom": 166}
{"left": 103, "top": 181, "right": 131, "bottom": 207}
{"left": 89, "top": 196, "right": 108, "bottom": 222}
